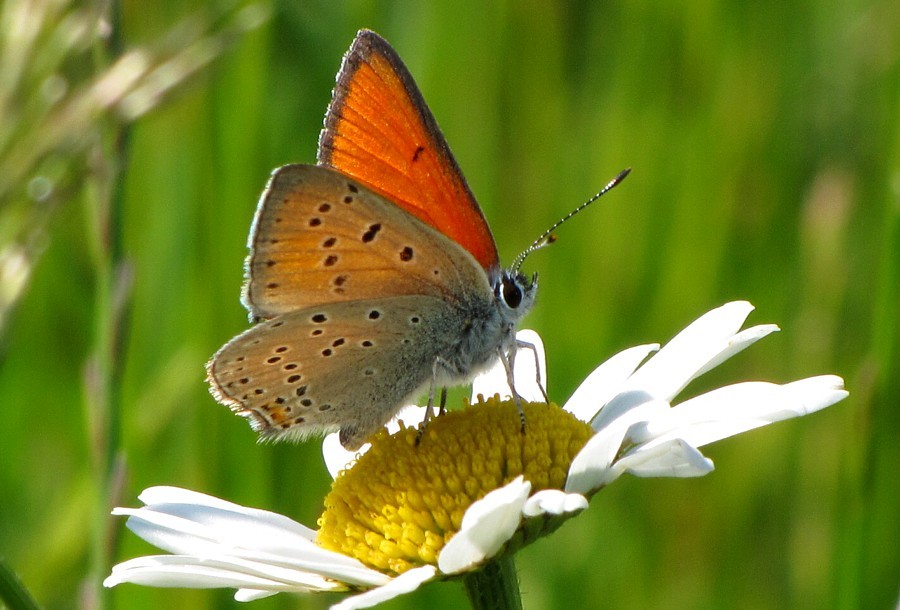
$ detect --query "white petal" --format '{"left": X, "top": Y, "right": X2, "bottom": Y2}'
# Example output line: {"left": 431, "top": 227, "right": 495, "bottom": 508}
{"left": 563, "top": 343, "right": 659, "bottom": 423}
{"left": 323, "top": 433, "right": 361, "bottom": 480}
{"left": 322, "top": 406, "right": 425, "bottom": 479}
{"left": 565, "top": 400, "right": 669, "bottom": 495}
{"left": 331, "top": 566, "right": 437, "bottom": 610}
{"left": 137, "top": 486, "right": 278, "bottom": 514}
{"left": 629, "top": 376, "right": 847, "bottom": 449}
{"left": 112, "top": 489, "right": 389, "bottom": 588}
{"left": 623, "top": 301, "right": 770, "bottom": 400}
{"left": 609, "top": 439, "right": 714, "bottom": 481}
{"left": 387, "top": 405, "right": 428, "bottom": 433}
{"left": 235, "top": 589, "right": 278, "bottom": 601}
{"left": 691, "top": 323, "right": 780, "bottom": 380}
{"left": 471, "top": 329, "right": 546, "bottom": 403}
{"left": 471, "top": 357, "right": 508, "bottom": 402}
{"left": 511, "top": 329, "right": 548, "bottom": 402}
{"left": 781, "top": 375, "right": 848, "bottom": 415}
{"left": 103, "top": 554, "right": 341, "bottom": 592}
{"left": 522, "top": 489, "right": 588, "bottom": 517}
{"left": 114, "top": 504, "right": 319, "bottom": 555}
{"left": 134, "top": 487, "right": 319, "bottom": 543}
{"left": 438, "top": 477, "right": 532, "bottom": 574}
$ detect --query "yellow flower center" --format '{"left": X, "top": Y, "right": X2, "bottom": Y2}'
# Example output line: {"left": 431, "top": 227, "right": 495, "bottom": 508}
{"left": 316, "top": 397, "right": 593, "bottom": 575}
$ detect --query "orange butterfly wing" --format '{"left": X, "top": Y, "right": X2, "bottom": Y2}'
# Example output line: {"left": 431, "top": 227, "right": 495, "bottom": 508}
{"left": 241, "top": 165, "right": 491, "bottom": 319}
{"left": 318, "top": 29, "right": 500, "bottom": 272}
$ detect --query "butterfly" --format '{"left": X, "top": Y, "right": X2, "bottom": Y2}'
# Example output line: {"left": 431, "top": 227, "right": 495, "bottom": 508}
{"left": 207, "top": 29, "right": 627, "bottom": 450}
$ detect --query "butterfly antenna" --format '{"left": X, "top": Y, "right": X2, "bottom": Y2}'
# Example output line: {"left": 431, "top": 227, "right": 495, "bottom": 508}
{"left": 512, "top": 167, "right": 632, "bottom": 272}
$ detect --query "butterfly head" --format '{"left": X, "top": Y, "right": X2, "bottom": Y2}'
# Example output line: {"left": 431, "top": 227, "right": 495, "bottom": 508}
{"left": 494, "top": 268, "right": 538, "bottom": 323}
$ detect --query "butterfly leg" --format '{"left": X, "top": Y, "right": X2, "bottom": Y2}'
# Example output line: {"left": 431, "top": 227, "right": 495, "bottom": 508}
{"left": 515, "top": 338, "right": 549, "bottom": 403}
{"left": 438, "top": 387, "right": 448, "bottom": 416}
{"left": 498, "top": 348, "right": 527, "bottom": 433}
{"left": 416, "top": 357, "right": 450, "bottom": 446}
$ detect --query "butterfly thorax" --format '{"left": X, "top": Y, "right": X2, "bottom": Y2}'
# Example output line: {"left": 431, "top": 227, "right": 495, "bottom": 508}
{"left": 431, "top": 268, "right": 537, "bottom": 384}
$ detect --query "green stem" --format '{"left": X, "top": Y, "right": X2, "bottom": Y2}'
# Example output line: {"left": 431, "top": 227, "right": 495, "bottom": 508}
{"left": 0, "top": 557, "right": 40, "bottom": 610}
{"left": 462, "top": 555, "right": 523, "bottom": 610}
{"left": 84, "top": 1, "right": 130, "bottom": 608}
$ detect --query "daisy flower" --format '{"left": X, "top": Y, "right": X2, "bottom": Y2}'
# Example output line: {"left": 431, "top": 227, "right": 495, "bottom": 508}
{"left": 105, "top": 301, "right": 847, "bottom": 608}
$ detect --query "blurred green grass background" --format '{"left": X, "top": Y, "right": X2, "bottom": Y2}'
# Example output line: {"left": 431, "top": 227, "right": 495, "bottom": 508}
{"left": 1, "top": 1, "right": 897, "bottom": 608}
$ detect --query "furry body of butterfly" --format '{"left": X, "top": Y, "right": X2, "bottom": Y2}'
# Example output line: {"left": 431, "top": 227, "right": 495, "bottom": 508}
{"left": 207, "top": 165, "right": 536, "bottom": 450}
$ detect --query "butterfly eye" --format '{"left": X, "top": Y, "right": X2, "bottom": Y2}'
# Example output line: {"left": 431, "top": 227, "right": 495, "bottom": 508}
{"left": 500, "top": 276, "right": 523, "bottom": 309}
